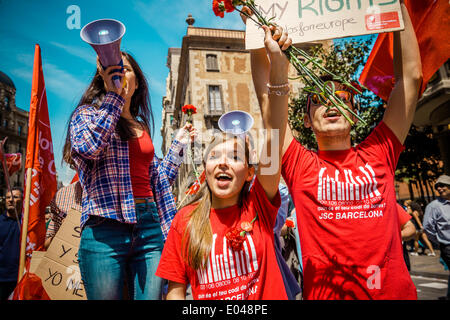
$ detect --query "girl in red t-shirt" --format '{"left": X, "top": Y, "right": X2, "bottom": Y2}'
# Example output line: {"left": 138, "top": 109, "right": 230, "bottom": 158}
{"left": 156, "top": 25, "right": 293, "bottom": 300}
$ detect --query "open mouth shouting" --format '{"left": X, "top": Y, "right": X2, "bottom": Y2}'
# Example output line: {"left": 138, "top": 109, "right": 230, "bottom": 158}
{"left": 323, "top": 108, "right": 341, "bottom": 120}
{"left": 215, "top": 172, "right": 233, "bottom": 188}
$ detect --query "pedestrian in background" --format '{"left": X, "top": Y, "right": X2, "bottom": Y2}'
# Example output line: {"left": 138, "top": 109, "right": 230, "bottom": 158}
{"left": 405, "top": 199, "right": 436, "bottom": 256}
{"left": 423, "top": 175, "right": 450, "bottom": 300}
{"left": 0, "top": 188, "right": 23, "bottom": 300}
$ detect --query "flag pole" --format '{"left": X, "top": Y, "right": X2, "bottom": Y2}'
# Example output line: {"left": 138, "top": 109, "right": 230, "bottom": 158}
{"left": 17, "top": 167, "right": 33, "bottom": 281}
{"left": 17, "top": 44, "right": 41, "bottom": 283}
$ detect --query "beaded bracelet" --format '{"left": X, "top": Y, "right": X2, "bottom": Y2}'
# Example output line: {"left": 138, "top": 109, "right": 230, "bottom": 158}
{"left": 267, "top": 82, "right": 290, "bottom": 96}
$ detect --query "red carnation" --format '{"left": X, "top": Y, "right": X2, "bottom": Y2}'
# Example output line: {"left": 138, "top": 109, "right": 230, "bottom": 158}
{"left": 223, "top": 0, "right": 235, "bottom": 12}
{"left": 212, "top": 0, "right": 225, "bottom": 18}
{"left": 226, "top": 227, "right": 246, "bottom": 251}
{"left": 285, "top": 219, "right": 295, "bottom": 229}
{"left": 182, "top": 104, "right": 197, "bottom": 115}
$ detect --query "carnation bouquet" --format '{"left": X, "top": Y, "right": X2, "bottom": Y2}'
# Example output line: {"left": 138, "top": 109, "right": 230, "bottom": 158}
{"left": 212, "top": 0, "right": 366, "bottom": 125}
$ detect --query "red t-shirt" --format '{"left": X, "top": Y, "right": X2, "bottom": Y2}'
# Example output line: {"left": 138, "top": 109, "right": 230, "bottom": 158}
{"left": 156, "top": 178, "right": 288, "bottom": 300}
{"left": 282, "top": 121, "right": 417, "bottom": 300}
{"left": 128, "top": 129, "right": 154, "bottom": 198}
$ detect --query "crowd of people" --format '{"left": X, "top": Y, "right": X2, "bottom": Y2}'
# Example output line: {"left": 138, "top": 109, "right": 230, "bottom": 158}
{"left": 1, "top": 2, "right": 449, "bottom": 300}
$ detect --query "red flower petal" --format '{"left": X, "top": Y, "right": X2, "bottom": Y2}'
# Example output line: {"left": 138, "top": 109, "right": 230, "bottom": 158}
{"left": 212, "top": 0, "right": 225, "bottom": 18}
{"left": 182, "top": 104, "right": 198, "bottom": 115}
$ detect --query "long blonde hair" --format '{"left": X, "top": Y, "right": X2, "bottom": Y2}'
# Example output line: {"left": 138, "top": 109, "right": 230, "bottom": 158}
{"left": 181, "top": 133, "right": 254, "bottom": 270}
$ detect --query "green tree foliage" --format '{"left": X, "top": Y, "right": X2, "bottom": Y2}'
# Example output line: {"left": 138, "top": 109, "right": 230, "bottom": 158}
{"left": 288, "top": 37, "right": 385, "bottom": 150}
{"left": 396, "top": 126, "right": 444, "bottom": 202}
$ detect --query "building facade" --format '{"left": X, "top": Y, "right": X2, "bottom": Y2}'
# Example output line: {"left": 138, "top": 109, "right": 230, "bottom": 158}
{"left": 413, "top": 60, "right": 450, "bottom": 175}
{"left": 161, "top": 16, "right": 330, "bottom": 202}
{"left": 161, "top": 47, "right": 181, "bottom": 156}
{"left": 0, "top": 71, "right": 29, "bottom": 201}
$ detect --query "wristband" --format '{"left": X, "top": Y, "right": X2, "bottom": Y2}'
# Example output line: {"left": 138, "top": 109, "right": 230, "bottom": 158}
{"left": 267, "top": 82, "right": 290, "bottom": 96}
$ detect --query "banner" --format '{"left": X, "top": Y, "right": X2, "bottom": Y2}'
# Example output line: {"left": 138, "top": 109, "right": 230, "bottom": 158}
{"left": 6, "top": 153, "right": 22, "bottom": 176}
{"left": 185, "top": 170, "right": 206, "bottom": 195}
{"left": 245, "top": 0, "right": 404, "bottom": 49}
{"left": 19, "top": 44, "right": 57, "bottom": 277}
{"left": 359, "top": 0, "right": 450, "bottom": 101}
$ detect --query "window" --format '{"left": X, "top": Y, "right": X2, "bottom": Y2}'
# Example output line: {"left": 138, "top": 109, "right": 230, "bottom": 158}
{"left": 206, "top": 54, "right": 219, "bottom": 72}
{"left": 170, "top": 115, "right": 174, "bottom": 126}
{"left": 208, "top": 85, "right": 222, "bottom": 112}
{"left": 4, "top": 96, "right": 11, "bottom": 112}
{"left": 18, "top": 124, "right": 23, "bottom": 136}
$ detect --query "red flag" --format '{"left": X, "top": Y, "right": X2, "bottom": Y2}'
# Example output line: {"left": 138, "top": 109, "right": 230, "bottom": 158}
{"left": 185, "top": 170, "right": 206, "bottom": 195}
{"left": 11, "top": 272, "right": 51, "bottom": 300}
{"left": 70, "top": 172, "right": 79, "bottom": 184}
{"left": 5, "top": 153, "right": 22, "bottom": 175}
{"left": 19, "top": 44, "right": 57, "bottom": 276}
{"left": 359, "top": 0, "right": 450, "bottom": 101}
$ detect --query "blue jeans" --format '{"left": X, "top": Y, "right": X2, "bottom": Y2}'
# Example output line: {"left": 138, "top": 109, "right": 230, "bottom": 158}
{"left": 78, "top": 201, "right": 164, "bottom": 300}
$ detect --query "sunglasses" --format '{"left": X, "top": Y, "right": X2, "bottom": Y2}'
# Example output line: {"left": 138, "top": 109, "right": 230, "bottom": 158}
{"left": 309, "top": 90, "right": 353, "bottom": 105}
{"left": 435, "top": 183, "right": 449, "bottom": 190}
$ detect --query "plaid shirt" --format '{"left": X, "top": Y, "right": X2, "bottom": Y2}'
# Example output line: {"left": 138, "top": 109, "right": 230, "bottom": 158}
{"left": 46, "top": 181, "right": 83, "bottom": 240}
{"left": 70, "top": 92, "right": 186, "bottom": 240}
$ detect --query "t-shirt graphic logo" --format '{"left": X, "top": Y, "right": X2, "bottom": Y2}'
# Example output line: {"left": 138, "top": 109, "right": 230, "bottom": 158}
{"left": 317, "top": 164, "right": 381, "bottom": 201}
{"left": 196, "top": 233, "right": 259, "bottom": 285}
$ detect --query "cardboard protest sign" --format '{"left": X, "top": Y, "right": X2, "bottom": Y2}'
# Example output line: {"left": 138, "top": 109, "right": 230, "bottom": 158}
{"left": 29, "top": 251, "right": 45, "bottom": 274}
{"left": 245, "top": 0, "right": 405, "bottom": 49}
{"left": 35, "top": 209, "right": 86, "bottom": 300}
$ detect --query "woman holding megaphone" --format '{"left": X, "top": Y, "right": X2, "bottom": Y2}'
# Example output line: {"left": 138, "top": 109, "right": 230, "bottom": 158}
{"left": 66, "top": 51, "right": 196, "bottom": 300}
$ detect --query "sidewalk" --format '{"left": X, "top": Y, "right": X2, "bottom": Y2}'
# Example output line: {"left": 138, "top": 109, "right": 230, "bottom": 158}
{"left": 409, "top": 250, "right": 449, "bottom": 280}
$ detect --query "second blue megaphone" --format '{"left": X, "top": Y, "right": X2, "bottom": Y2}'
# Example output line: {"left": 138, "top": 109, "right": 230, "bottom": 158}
{"left": 218, "top": 110, "right": 254, "bottom": 135}
{"left": 81, "top": 19, "right": 126, "bottom": 88}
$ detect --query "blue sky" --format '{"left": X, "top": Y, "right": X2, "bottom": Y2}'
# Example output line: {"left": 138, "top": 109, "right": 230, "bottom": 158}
{"left": 0, "top": 0, "right": 374, "bottom": 185}
{"left": 0, "top": 0, "right": 244, "bottom": 185}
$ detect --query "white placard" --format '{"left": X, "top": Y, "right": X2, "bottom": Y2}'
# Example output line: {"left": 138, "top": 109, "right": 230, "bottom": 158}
{"left": 245, "top": 0, "right": 404, "bottom": 49}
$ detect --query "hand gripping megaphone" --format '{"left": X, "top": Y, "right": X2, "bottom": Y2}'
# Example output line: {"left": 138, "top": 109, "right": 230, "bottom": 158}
{"left": 80, "top": 19, "right": 126, "bottom": 88}
{"left": 218, "top": 110, "right": 254, "bottom": 135}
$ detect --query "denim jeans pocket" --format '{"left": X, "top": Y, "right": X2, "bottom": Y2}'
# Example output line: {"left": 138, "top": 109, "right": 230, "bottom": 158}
{"left": 84, "top": 215, "right": 107, "bottom": 229}
{"left": 136, "top": 202, "right": 160, "bottom": 224}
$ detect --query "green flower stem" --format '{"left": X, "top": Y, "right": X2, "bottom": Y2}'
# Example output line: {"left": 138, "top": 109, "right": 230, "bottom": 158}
{"left": 234, "top": 1, "right": 365, "bottom": 125}
{"left": 186, "top": 112, "right": 201, "bottom": 185}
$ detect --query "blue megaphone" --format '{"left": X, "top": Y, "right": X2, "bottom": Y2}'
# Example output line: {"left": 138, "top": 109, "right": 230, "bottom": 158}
{"left": 218, "top": 110, "right": 254, "bottom": 135}
{"left": 81, "top": 19, "right": 126, "bottom": 88}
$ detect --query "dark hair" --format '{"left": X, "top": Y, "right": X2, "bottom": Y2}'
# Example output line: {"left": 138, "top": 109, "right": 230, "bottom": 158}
{"left": 63, "top": 51, "right": 155, "bottom": 169}
{"left": 409, "top": 201, "right": 422, "bottom": 214}
{"left": 7, "top": 187, "right": 23, "bottom": 196}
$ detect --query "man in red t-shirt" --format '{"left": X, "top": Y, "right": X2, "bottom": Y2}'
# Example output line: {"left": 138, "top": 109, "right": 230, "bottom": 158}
{"left": 255, "top": 3, "right": 422, "bottom": 300}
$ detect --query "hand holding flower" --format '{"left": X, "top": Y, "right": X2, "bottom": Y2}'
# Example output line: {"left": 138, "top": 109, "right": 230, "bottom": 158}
{"left": 174, "top": 122, "right": 198, "bottom": 145}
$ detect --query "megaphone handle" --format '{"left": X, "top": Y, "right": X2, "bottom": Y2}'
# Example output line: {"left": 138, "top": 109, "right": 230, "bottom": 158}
{"left": 101, "top": 58, "right": 124, "bottom": 89}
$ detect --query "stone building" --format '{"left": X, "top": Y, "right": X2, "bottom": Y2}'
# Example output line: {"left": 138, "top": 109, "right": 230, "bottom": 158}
{"left": 160, "top": 15, "right": 330, "bottom": 203}
{"left": 161, "top": 47, "right": 181, "bottom": 156}
{"left": 413, "top": 60, "right": 450, "bottom": 175}
{"left": 0, "top": 71, "right": 29, "bottom": 200}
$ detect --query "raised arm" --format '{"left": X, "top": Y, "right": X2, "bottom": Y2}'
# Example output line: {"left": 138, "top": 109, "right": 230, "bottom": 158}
{"left": 70, "top": 65, "right": 125, "bottom": 160}
{"left": 382, "top": 2, "right": 423, "bottom": 144}
{"left": 250, "top": 40, "right": 294, "bottom": 159}
{"left": 151, "top": 123, "right": 196, "bottom": 186}
{"left": 251, "top": 25, "right": 292, "bottom": 201}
